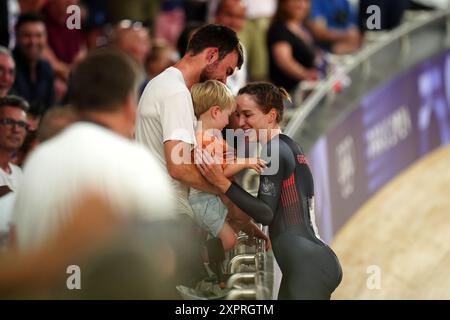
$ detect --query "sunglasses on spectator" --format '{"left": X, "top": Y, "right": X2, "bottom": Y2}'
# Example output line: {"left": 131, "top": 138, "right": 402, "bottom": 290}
{"left": 0, "top": 118, "right": 29, "bottom": 130}
{"left": 118, "top": 19, "right": 144, "bottom": 29}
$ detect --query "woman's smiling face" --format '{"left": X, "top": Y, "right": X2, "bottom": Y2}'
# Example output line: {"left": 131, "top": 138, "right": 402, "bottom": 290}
{"left": 235, "top": 93, "right": 272, "bottom": 140}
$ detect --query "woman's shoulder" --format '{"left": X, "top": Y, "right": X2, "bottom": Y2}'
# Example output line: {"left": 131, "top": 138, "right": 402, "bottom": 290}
{"left": 278, "top": 134, "right": 305, "bottom": 154}
{"left": 264, "top": 134, "right": 295, "bottom": 162}
{"left": 268, "top": 21, "right": 286, "bottom": 30}
{"left": 267, "top": 21, "right": 288, "bottom": 37}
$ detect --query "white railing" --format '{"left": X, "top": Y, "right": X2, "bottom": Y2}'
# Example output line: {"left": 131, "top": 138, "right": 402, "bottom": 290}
{"left": 285, "top": 9, "right": 450, "bottom": 144}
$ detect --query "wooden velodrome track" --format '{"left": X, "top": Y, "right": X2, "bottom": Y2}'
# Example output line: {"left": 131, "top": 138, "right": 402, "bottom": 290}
{"left": 331, "top": 144, "right": 450, "bottom": 299}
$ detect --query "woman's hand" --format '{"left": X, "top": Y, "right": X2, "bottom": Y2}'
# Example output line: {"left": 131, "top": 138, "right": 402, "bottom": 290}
{"left": 195, "top": 149, "right": 232, "bottom": 193}
{"left": 242, "top": 221, "right": 272, "bottom": 251}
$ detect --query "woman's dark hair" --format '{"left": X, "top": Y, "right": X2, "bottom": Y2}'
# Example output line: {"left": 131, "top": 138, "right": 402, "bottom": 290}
{"left": 237, "top": 82, "right": 291, "bottom": 123}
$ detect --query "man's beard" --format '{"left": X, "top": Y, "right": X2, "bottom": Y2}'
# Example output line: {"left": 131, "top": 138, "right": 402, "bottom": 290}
{"left": 199, "top": 61, "right": 219, "bottom": 83}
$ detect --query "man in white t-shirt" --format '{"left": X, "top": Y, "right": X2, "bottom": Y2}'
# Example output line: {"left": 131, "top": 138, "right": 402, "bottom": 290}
{"left": 136, "top": 24, "right": 244, "bottom": 218}
{"left": 11, "top": 49, "right": 176, "bottom": 251}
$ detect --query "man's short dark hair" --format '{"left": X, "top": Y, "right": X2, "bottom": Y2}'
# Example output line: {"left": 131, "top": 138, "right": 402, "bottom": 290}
{"left": 69, "top": 48, "right": 140, "bottom": 112}
{"left": 15, "top": 12, "right": 45, "bottom": 33}
{"left": 186, "top": 24, "right": 244, "bottom": 69}
{"left": 0, "top": 95, "right": 29, "bottom": 112}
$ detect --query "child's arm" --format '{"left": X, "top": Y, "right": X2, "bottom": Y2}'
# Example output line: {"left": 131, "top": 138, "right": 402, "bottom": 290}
{"left": 223, "top": 158, "right": 267, "bottom": 178}
{"left": 223, "top": 163, "right": 251, "bottom": 178}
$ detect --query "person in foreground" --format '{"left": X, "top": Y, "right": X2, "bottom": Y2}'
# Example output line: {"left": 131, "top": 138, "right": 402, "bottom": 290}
{"left": 195, "top": 82, "right": 342, "bottom": 300}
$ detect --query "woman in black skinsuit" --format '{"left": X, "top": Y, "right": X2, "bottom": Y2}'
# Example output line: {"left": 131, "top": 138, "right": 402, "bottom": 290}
{"left": 195, "top": 82, "right": 342, "bottom": 300}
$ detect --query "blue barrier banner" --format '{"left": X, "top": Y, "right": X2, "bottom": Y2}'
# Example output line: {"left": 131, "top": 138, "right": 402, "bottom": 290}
{"left": 309, "top": 49, "right": 450, "bottom": 243}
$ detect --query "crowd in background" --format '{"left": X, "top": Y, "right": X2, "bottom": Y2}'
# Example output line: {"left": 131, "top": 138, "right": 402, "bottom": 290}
{"left": 1, "top": 0, "right": 444, "bottom": 112}
{"left": 0, "top": 0, "right": 447, "bottom": 299}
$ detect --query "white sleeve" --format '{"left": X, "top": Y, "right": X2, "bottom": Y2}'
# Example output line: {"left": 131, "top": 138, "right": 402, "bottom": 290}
{"left": 161, "top": 91, "right": 197, "bottom": 146}
{"left": 0, "top": 171, "right": 7, "bottom": 187}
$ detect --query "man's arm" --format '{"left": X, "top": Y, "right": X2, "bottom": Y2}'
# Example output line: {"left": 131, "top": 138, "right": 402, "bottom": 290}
{"left": 164, "top": 140, "right": 219, "bottom": 194}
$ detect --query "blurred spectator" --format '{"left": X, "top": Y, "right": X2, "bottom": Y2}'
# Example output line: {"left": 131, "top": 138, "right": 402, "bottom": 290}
{"left": 56, "top": 218, "right": 187, "bottom": 299}
{"left": 1, "top": 0, "right": 48, "bottom": 49}
{"left": 267, "top": 0, "right": 318, "bottom": 95}
{"left": 2, "top": 105, "right": 76, "bottom": 248}
{"left": 215, "top": 0, "right": 247, "bottom": 32}
{"left": 0, "top": 193, "right": 125, "bottom": 297}
{"left": 12, "top": 106, "right": 79, "bottom": 167}
{"left": 1, "top": 193, "right": 198, "bottom": 299}
{"left": 41, "top": 0, "right": 87, "bottom": 105}
{"left": 239, "top": 0, "right": 277, "bottom": 81}
{"left": 0, "top": 95, "right": 28, "bottom": 246}
{"left": 155, "top": 0, "right": 186, "bottom": 47}
{"left": 81, "top": 0, "right": 108, "bottom": 49}
{"left": 10, "top": 129, "right": 37, "bottom": 168}
{"left": 0, "top": 95, "right": 29, "bottom": 197}
{"left": 111, "top": 20, "right": 153, "bottom": 92}
{"left": 25, "top": 113, "right": 39, "bottom": 132}
{"left": 112, "top": 20, "right": 152, "bottom": 72}
{"left": 106, "top": 0, "right": 161, "bottom": 30}
{"left": 184, "top": 0, "right": 209, "bottom": 24}
{"left": 144, "top": 39, "right": 178, "bottom": 81}
{"left": 41, "top": 0, "right": 87, "bottom": 81}
{"left": 17, "top": 0, "right": 49, "bottom": 13}
{"left": 0, "top": 47, "right": 16, "bottom": 97}
{"left": 12, "top": 13, "right": 55, "bottom": 117}
{"left": 35, "top": 105, "right": 79, "bottom": 143}
{"left": 214, "top": 0, "right": 248, "bottom": 95}
{"left": 11, "top": 49, "right": 175, "bottom": 253}
{"left": 0, "top": 189, "right": 16, "bottom": 249}
{"left": 308, "top": 0, "right": 362, "bottom": 54}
